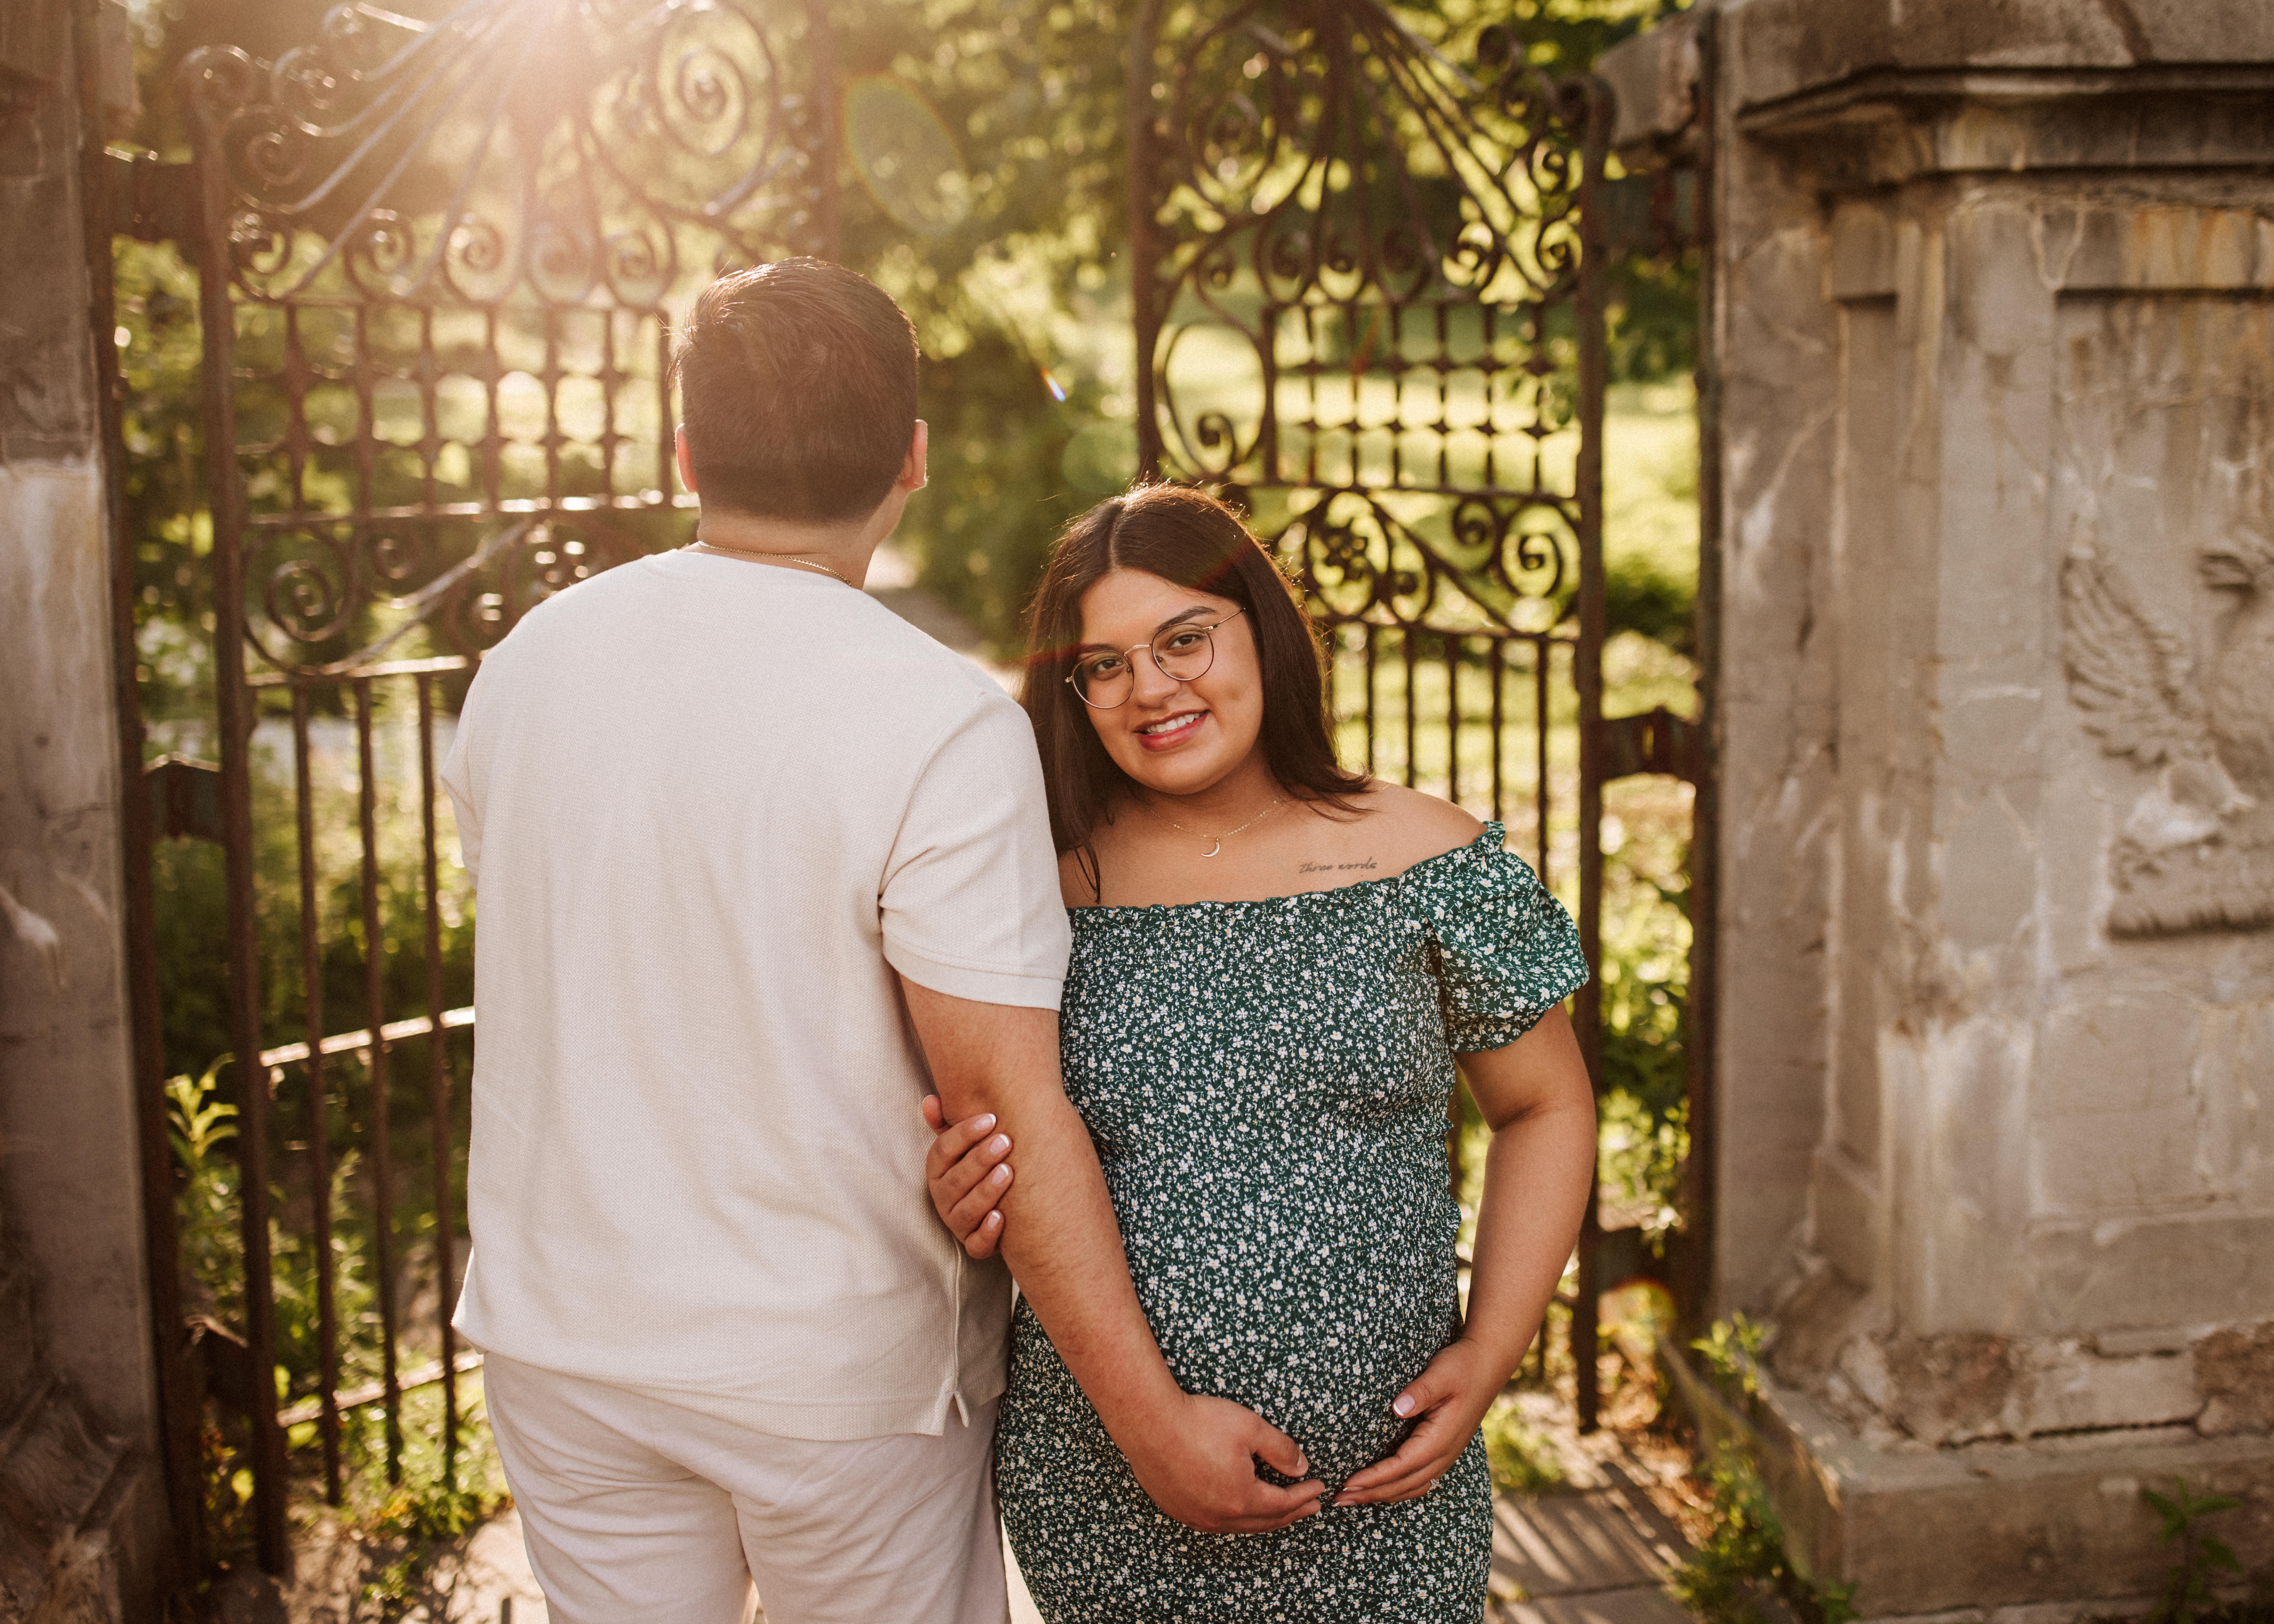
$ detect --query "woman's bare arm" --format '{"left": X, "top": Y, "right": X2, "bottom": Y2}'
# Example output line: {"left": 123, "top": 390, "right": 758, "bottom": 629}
{"left": 899, "top": 978, "right": 1323, "bottom": 1533}
{"left": 1335, "top": 1006, "right": 1596, "bottom": 1505}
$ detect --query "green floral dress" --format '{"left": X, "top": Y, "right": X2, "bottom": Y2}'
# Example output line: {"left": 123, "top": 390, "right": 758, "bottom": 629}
{"left": 995, "top": 823, "right": 1588, "bottom": 1623}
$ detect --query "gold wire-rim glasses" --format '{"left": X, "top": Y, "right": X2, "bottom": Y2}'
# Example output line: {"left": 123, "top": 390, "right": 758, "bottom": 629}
{"left": 1064, "top": 610, "right": 1246, "bottom": 709}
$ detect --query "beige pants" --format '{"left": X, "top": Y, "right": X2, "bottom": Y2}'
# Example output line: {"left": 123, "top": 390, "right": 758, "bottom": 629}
{"left": 483, "top": 1354, "right": 1009, "bottom": 1624}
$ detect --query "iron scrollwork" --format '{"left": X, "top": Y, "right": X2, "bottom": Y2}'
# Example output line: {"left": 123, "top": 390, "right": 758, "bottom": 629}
{"left": 246, "top": 513, "right": 649, "bottom": 674}
{"left": 1137, "top": 0, "right": 1596, "bottom": 636}
{"left": 1276, "top": 488, "right": 1570, "bottom": 629}
{"left": 179, "top": 0, "right": 839, "bottom": 677}
{"left": 180, "top": 0, "right": 833, "bottom": 306}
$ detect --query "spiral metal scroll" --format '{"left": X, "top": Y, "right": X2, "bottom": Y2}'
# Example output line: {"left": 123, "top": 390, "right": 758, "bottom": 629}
{"left": 1265, "top": 488, "right": 1572, "bottom": 633}
{"left": 180, "top": 0, "right": 834, "bottom": 306}
{"left": 1137, "top": 0, "right": 1597, "bottom": 634}
{"left": 246, "top": 513, "right": 650, "bottom": 674}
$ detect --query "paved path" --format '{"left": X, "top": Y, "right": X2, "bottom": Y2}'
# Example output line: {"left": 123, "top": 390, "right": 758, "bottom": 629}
{"left": 416, "top": 1405, "right": 1700, "bottom": 1624}
{"left": 1491, "top": 1459, "right": 1696, "bottom": 1624}
{"left": 433, "top": 1485, "right": 1691, "bottom": 1624}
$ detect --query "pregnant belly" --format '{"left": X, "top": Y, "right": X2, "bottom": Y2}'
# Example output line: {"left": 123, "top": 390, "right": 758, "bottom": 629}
{"left": 1102, "top": 1169, "right": 1462, "bottom": 1485}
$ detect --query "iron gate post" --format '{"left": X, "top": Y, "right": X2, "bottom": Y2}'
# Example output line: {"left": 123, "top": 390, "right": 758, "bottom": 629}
{"left": 1679, "top": 5, "right": 1722, "bottom": 1348}
{"left": 1127, "top": 0, "right": 1164, "bottom": 481}
{"left": 181, "top": 57, "right": 290, "bottom": 1571}
{"left": 1570, "top": 74, "right": 1614, "bottom": 1436}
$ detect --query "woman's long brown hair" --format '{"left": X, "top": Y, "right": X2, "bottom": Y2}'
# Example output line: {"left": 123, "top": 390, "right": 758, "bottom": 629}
{"left": 1019, "top": 483, "right": 1368, "bottom": 873}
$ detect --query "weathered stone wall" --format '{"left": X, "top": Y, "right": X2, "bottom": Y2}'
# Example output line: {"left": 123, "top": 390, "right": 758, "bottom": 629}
{"left": 1614, "top": 0, "right": 2274, "bottom": 1609}
{"left": 0, "top": 0, "right": 169, "bottom": 1616}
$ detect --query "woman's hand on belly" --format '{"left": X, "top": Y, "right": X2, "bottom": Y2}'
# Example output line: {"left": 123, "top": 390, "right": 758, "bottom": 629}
{"left": 1331, "top": 1337, "right": 1497, "bottom": 1507}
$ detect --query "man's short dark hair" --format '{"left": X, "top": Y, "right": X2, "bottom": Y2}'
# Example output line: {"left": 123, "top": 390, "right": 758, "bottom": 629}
{"left": 673, "top": 259, "right": 920, "bottom": 524}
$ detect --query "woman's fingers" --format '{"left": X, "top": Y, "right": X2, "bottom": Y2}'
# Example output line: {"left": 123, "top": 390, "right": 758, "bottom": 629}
{"left": 1125, "top": 1396, "right": 1323, "bottom": 1534}
{"left": 1244, "top": 1413, "right": 1312, "bottom": 1485}
{"left": 921, "top": 1104, "right": 1015, "bottom": 1250}
{"left": 1233, "top": 1415, "right": 1324, "bottom": 1530}
{"left": 922, "top": 1104, "right": 993, "bottom": 1173}
{"left": 957, "top": 1209, "right": 1003, "bottom": 1260}
{"left": 1335, "top": 1351, "right": 1476, "bottom": 1506}
{"left": 924, "top": 1111, "right": 1005, "bottom": 1191}
{"left": 946, "top": 1164, "right": 1012, "bottom": 1241}
{"left": 1334, "top": 1411, "right": 1463, "bottom": 1505}
{"left": 1222, "top": 1488, "right": 1323, "bottom": 1533}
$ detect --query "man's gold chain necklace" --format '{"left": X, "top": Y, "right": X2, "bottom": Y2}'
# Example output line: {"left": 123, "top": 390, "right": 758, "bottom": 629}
{"left": 689, "top": 538, "right": 853, "bottom": 587}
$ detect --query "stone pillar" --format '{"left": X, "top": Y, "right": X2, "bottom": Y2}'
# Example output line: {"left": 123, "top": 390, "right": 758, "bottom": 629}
{"left": 1612, "top": 0, "right": 2274, "bottom": 1612}
{"left": 0, "top": 0, "right": 171, "bottom": 1618}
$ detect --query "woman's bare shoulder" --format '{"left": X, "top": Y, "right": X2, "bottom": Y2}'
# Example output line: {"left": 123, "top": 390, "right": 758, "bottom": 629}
{"left": 1340, "top": 781, "right": 1485, "bottom": 871}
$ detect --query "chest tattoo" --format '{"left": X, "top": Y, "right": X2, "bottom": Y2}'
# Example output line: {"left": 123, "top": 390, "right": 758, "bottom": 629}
{"left": 1296, "top": 857, "right": 1380, "bottom": 876}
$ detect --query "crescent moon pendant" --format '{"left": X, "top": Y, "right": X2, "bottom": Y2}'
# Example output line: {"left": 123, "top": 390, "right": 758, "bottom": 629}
{"left": 1202, "top": 840, "right": 1222, "bottom": 858}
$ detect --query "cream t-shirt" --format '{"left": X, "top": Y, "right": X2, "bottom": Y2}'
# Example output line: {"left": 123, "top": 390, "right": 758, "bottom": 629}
{"left": 441, "top": 550, "right": 1070, "bottom": 1440}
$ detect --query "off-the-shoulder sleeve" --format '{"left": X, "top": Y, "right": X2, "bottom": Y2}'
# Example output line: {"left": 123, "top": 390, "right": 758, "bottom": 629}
{"left": 1399, "top": 822, "right": 1589, "bottom": 1052}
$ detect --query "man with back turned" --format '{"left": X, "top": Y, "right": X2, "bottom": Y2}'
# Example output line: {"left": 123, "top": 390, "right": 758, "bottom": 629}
{"left": 441, "top": 258, "right": 1320, "bottom": 1624}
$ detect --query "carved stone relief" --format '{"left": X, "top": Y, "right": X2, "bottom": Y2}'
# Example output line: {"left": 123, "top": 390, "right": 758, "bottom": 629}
{"left": 2057, "top": 296, "right": 2274, "bottom": 936}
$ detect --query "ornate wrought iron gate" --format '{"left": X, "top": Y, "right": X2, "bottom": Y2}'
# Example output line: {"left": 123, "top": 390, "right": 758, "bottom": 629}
{"left": 163, "top": 0, "right": 837, "bottom": 1568}
{"left": 1127, "top": 0, "right": 1652, "bottom": 1428}
{"left": 124, "top": 0, "right": 1699, "bottom": 1581}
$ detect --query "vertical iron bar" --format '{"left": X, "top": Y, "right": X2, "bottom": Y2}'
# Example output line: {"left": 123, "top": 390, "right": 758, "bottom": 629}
{"left": 1481, "top": 304, "right": 1498, "bottom": 490}
{"left": 1434, "top": 301, "right": 1449, "bottom": 488}
{"left": 354, "top": 679, "right": 403, "bottom": 1481}
{"left": 1488, "top": 636, "right": 1505, "bottom": 825}
{"left": 600, "top": 310, "right": 622, "bottom": 503}
{"left": 1535, "top": 637, "right": 1550, "bottom": 888}
{"left": 1258, "top": 317, "right": 1280, "bottom": 486}
{"left": 286, "top": 306, "right": 308, "bottom": 515}
{"left": 656, "top": 315, "right": 675, "bottom": 502}
{"left": 419, "top": 307, "right": 438, "bottom": 514}
{"left": 417, "top": 676, "right": 460, "bottom": 1486}
{"left": 806, "top": 0, "right": 841, "bottom": 261}
{"left": 1571, "top": 79, "right": 1613, "bottom": 1436}
{"left": 185, "top": 73, "right": 289, "bottom": 1569}
{"left": 353, "top": 304, "right": 374, "bottom": 520}
{"left": 542, "top": 307, "right": 562, "bottom": 507}
{"left": 290, "top": 688, "right": 342, "bottom": 1501}
{"left": 1681, "top": 8, "right": 1723, "bottom": 1344}
{"left": 483, "top": 309, "right": 503, "bottom": 512}
{"left": 1362, "top": 624, "right": 1378, "bottom": 778}
{"left": 1401, "top": 628, "right": 1418, "bottom": 789}
{"left": 1310, "top": 305, "right": 1328, "bottom": 480}
{"left": 1128, "top": 0, "right": 1165, "bottom": 480}
{"left": 1446, "top": 635, "right": 1461, "bottom": 810}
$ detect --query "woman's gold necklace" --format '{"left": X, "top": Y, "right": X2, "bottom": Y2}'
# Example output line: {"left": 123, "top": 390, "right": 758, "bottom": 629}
{"left": 689, "top": 538, "right": 853, "bottom": 587}
{"left": 1154, "top": 795, "right": 1285, "bottom": 858}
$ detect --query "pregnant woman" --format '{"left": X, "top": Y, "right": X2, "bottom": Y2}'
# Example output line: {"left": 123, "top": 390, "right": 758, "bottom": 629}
{"left": 925, "top": 483, "right": 1599, "bottom": 1621}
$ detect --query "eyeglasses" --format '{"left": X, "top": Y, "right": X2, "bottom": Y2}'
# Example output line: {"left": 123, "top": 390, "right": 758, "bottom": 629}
{"left": 1065, "top": 610, "right": 1245, "bottom": 709}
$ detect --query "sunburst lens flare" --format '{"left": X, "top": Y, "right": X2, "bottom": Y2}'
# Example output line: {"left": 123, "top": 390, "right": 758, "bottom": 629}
{"left": 1041, "top": 367, "right": 1068, "bottom": 403}
{"left": 843, "top": 74, "right": 971, "bottom": 237}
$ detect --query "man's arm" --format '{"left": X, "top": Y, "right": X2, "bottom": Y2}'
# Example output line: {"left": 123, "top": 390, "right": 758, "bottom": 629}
{"left": 900, "top": 978, "right": 1322, "bottom": 1534}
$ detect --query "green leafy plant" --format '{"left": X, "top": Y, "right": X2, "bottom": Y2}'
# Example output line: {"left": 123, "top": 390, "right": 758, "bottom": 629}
{"left": 1481, "top": 1395, "right": 1567, "bottom": 1496}
{"left": 348, "top": 1397, "right": 512, "bottom": 1619}
{"left": 1668, "top": 1443, "right": 1858, "bottom": 1624}
{"left": 166, "top": 1063, "right": 243, "bottom": 1314}
{"left": 1692, "top": 1314, "right": 1769, "bottom": 1398}
{"left": 2143, "top": 1478, "right": 2245, "bottom": 1624}
{"left": 1667, "top": 1444, "right": 1785, "bottom": 1622}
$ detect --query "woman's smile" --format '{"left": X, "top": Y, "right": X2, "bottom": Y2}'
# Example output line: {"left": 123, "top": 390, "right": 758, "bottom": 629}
{"left": 1133, "top": 709, "right": 1209, "bottom": 749}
